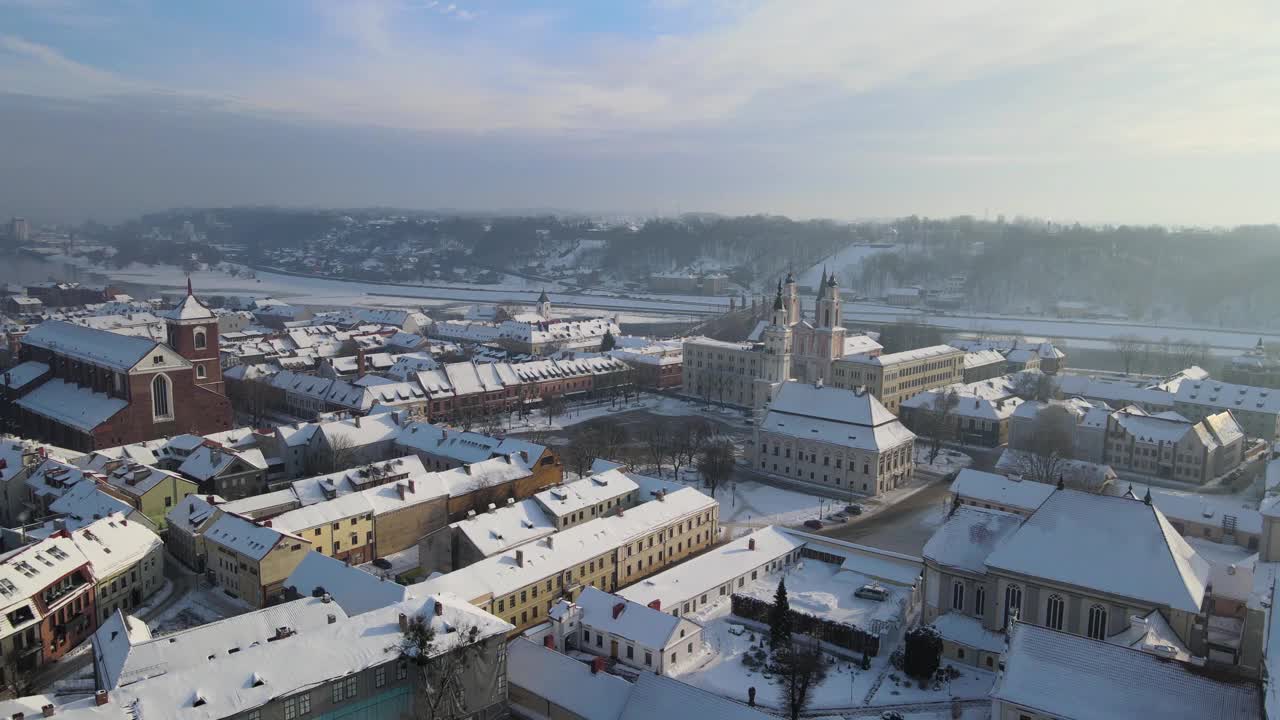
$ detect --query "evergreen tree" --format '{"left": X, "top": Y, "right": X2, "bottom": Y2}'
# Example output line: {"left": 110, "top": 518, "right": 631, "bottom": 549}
{"left": 600, "top": 330, "right": 617, "bottom": 351}
{"left": 769, "top": 579, "right": 792, "bottom": 652}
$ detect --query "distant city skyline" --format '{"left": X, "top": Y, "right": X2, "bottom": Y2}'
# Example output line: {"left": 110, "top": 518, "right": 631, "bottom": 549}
{"left": 2, "top": 1, "right": 1279, "bottom": 225}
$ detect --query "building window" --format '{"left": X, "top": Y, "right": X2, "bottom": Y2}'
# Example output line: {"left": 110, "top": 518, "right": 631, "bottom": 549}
{"left": 1003, "top": 584, "right": 1022, "bottom": 628}
{"left": 974, "top": 586, "right": 985, "bottom": 617}
{"left": 283, "top": 692, "right": 311, "bottom": 719}
{"left": 951, "top": 581, "right": 964, "bottom": 612}
{"left": 1045, "top": 594, "right": 1065, "bottom": 631}
{"left": 151, "top": 373, "right": 173, "bottom": 420}
{"left": 196, "top": 365, "right": 207, "bottom": 379}
{"left": 1087, "top": 604, "right": 1108, "bottom": 640}
{"left": 194, "top": 328, "right": 207, "bottom": 350}
{"left": 397, "top": 661, "right": 408, "bottom": 680}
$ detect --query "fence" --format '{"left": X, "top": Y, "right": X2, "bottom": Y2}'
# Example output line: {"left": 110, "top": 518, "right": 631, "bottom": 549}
{"left": 730, "top": 593, "right": 881, "bottom": 656}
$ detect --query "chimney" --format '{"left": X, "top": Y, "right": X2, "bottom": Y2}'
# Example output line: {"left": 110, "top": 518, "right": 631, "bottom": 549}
{"left": 647, "top": 599, "right": 661, "bottom": 611}
{"left": 434, "top": 601, "right": 444, "bottom": 617}
{"left": 94, "top": 691, "right": 108, "bottom": 707}
{"left": 398, "top": 613, "right": 409, "bottom": 631}
{"left": 516, "top": 549, "right": 526, "bottom": 567}
{"left": 748, "top": 538, "right": 756, "bottom": 551}
{"left": 327, "top": 613, "right": 337, "bottom": 624}
{"left": 612, "top": 602, "right": 625, "bottom": 619}
{"left": 408, "top": 478, "right": 416, "bottom": 493}
{"left": 591, "top": 656, "right": 606, "bottom": 674}
{"left": 14, "top": 712, "right": 24, "bottom": 720}
{"left": 322, "top": 593, "right": 331, "bottom": 604}
{"left": 487, "top": 503, "right": 496, "bottom": 514}
{"left": 354, "top": 416, "right": 361, "bottom": 428}
{"left": 42, "top": 706, "right": 55, "bottom": 718}
{"left": 397, "top": 484, "right": 406, "bottom": 501}
{"left": 657, "top": 489, "right": 666, "bottom": 502}
{"left": 546, "top": 536, "right": 554, "bottom": 550}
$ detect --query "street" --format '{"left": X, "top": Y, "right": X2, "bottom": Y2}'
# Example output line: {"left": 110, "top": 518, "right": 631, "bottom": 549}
{"left": 819, "top": 479, "right": 951, "bottom": 556}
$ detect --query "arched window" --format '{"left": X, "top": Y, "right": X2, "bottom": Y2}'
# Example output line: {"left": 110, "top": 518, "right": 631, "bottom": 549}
{"left": 196, "top": 365, "right": 207, "bottom": 379}
{"left": 1003, "top": 584, "right": 1022, "bottom": 629}
{"left": 951, "top": 581, "right": 965, "bottom": 612}
{"left": 152, "top": 374, "right": 172, "bottom": 421}
{"left": 974, "top": 586, "right": 986, "bottom": 617}
{"left": 1087, "top": 604, "right": 1108, "bottom": 640}
{"left": 1045, "top": 594, "right": 1065, "bottom": 630}
{"left": 194, "top": 328, "right": 207, "bottom": 350}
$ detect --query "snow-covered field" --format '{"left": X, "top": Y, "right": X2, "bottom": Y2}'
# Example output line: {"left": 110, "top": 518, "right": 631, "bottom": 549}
{"left": 799, "top": 243, "right": 898, "bottom": 288}
{"left": 736, "top": 559, "right": 906, "bottom": 631}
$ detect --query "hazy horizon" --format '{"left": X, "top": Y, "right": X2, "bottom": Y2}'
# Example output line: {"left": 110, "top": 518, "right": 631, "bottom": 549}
{"left": 3, "top": 1, "right": 1279, "bottom": 226}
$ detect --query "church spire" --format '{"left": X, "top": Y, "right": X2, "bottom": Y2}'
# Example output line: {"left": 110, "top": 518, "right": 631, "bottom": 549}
{"left": 187, "top": 275, "right": 193, "bottom": 296}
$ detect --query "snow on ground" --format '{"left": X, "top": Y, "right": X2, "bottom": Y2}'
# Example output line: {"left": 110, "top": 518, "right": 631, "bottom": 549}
{"left": 868, "top": 665, "right": 996, "bottom": 706}
{"left": 146, "top": 584, "right": 251, "bottom": 637}
{"left": 721, "top": 473, "right": 942, "bottom": 535}
{"left": 737, "top": 559, "right": 906, "bottom": 631}
{"left": 798, "top": 244, "right": 899, "bottom": 288}
{"left": 913, "top": 446, "right": 974, "bottom": 476}
{"left": 676, "top": 612, "right": 883, "bottom": 712}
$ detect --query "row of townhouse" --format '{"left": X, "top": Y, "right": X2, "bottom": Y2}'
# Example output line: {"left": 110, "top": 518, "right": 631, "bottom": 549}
{"left": 226, "top": 354, "right": 633, "bottom": 423}
{"left": 0, "top": 513, "right": 162, "bottom": 690}
{"left": 167, "top": 452, "right": 555, "bottom": 605}
{"left": 414, "top": 486, "right": 720, "bottom": 634}
{"left": 23, "top": 457, "right": 197, "bottom": 531}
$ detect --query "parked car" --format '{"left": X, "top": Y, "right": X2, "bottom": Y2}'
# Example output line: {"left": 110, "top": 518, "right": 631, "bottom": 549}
{"left": 845, "top": 504, "right": 864, "bottom": 516}
{"left": 828, "top": 513, "right": 848, "bottom": 523}
{"left": 855, "top": 584, "right": 890, "bottom": 602}
{"left": 371, "top": 558, "right": 393, "bottom": 570}
{"left": 803, "top": 519, "right": 824, "bottom": 530}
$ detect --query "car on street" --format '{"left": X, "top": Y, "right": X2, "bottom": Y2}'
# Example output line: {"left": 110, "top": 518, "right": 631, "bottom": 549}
{"left": 803, "top": 519, "right": 824, "bottom": 530}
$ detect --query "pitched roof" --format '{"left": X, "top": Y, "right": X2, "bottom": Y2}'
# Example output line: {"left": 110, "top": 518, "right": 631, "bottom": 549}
{"left": 22, "top": 320, "right": 160, "bottom": 371}
{"left": 985, "top": 490, "right": 1210, "bottom": 613}
{"left": 767, "top": 381, "right": 898, "bottom": 427}
{"left": 922, "top": 506, "right": 1023, "bottom": 575}
{"left": 283, "top": 552, "right": 410, "bottom": 617}
{"left": 992, "top": 622, "right": 1260, "bottom": 720}
{"left": 165, "top": 294, "right": 215, "bottom": 321}
{"left": 507, "top": 638, "right": 632, "bottom": 720}
{"left": 570, "top": 586, "right": 692, "bottom": 649}
{"left": 950, "top": 469, "right": 1056, "bottom": 512}
{"left": 16, "top": 380, "right": 128, "bottom": 432}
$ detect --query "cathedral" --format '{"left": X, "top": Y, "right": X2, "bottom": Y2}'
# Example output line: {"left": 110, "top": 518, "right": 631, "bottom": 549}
{"left": 756, "top": 270, "right": 883, "bottom": 385}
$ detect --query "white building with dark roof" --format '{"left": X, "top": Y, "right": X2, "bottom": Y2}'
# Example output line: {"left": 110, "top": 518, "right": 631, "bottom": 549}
{"left": 752, "top": 381, "right": 915, "bottom": 497}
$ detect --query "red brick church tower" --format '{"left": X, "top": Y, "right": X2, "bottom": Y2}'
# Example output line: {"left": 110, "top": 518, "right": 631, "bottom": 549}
{"left": 164, "top": 278, "right": 223, "bottom": 395}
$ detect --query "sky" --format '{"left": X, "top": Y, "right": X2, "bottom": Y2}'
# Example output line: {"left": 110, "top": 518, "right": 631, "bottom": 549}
{"left": 2, "top": 0, "right": 1279, "bottom": 225}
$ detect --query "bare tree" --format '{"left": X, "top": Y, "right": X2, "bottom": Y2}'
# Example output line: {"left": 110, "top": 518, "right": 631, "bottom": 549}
{"left": 918, "top": 389, "right": 960, "bottom": 464}
{"left": 309, "top": 432, "right": 357, "bottom": 475}
{"left": 399, "top": 613, "right": 492, "bottom": 720}
{"left": 1012, "top": 372, "right": 1057, "bottom": 402}
{"left": 543, "top": 392, "right": 566, "bottom": 428}
{"left": 644, "top": 421, "right": 672, "bottom": 477}
{"left": 1172, "top": 337, "right": 1199, "bottom": 369}
{"left": 564, "top": 427, "right": 602, "bottom": 478}
{"left": 1110, "top": 334, "right": 1142, "bottom": 375}
{"left": 696, "top": 438, "right": 736, "bottom": 498}
{"left": 593, "top": 418, "right": 629, "bottom": 460}
{"left": 772, "top": 635, "right": 830, "bottom": 720}
{"left": 1014, "top": 404, "right": 1077, "bottom": 483}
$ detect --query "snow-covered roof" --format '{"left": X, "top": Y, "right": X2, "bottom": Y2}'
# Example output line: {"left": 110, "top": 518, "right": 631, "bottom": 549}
{"left": 963, "top": 348, "right": 1006, "bottom": 369}
{"left": 0, "top": 360, "right": 48, "bottom": 389}
{"left": 930, "top": 612, "right": 1004, "bottom": 653}
{"left": 436, "top": 454, "right": 536, "bottom": 499}
{"left": 1105, "top": 607, "right": 1192, "bottom": 661}
{"left": 1116, "top": 484, "right": 1262, "bottom": 537}
{"left": 841, "top": 334, "right": 883, "bottom": 358}
{"left": 922, "top": 506, "right": 1023, "bottom": 575}
{"left": 1177, "top": 378, "right": 1280, "bottom": 415}
{"left": 0, "top": 533, "right": 89, "bottom": 636}
{"left": 165, "top": 493, "right": 223, "bottom": 536}
{"left": 986, "top": 490, "right": 1210, "bottom": 613}
{"left": 396, "top": 421, "right": 546, "bottom": 465}
{"left": 950, "top": 469, "right": 1056, "bottom": 512}
{"left": 768, "top": 381, "right": 895, "bottom": 426}
{"left": 618, "top": 526, "right": 803, "bottom": 611}
{"left": 418, "top": 487, "right": 716, "bottom": 603}
{"left": 617, "top": 668, "right": 776, "bottom": 720}
{"left": 164, "top": 294, "right": 215, "bottom": 321}
{"left": 22, "top": 320, "right": 160, "bottom": 371}
{"left": 453, "top": 498, "right": 556, "bottom": 557}
{"left": 100, "top": 462, "right": 186, "bottom": 498}
{"left": 315, "top": 411, "right": 403, "bottom": 448}
{"left": 177, "top": 444, "right": 266, "bottom": 482}
{"left": 16, "top": 379, "right": 127, "bottom": 432}
{"left": 533, "top": 470, "right": 637, "bottom": 519}
{"left": 992, "top": 622, "right": 1260, "bottom": 720}
{"left": 507, "top": 638, "right": 632, "bottom": 720}
{"left": 272, "top": 491, "right": 375, "bottom": 534}
{"left": 1057, "top": 374, "right": 1175, "bottom": 409}
{"left": 218, "top": 488, "right": 300, "bottom": 518}
{"left": 204, "top": 512, "right": 296, "bottom": 561}
{"left": 283, "top": 552, "right": 410, "bottom": 617}
{"left": 842, "top": 344, "right": 960, "bottom": 367}
{"left": 70, "top": 513, "right": 161, "bottom": 580}
{"left": 571, "top": 585, "right": 692, "bottom": 649}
